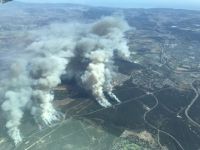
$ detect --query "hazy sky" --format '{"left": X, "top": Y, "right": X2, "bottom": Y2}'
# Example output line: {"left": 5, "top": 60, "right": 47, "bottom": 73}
{"left": 16, "top": 0, "right": 200, "bottom": 10}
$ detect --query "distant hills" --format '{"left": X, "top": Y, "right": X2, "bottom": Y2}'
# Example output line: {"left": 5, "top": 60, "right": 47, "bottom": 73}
{"left": 0, "top": 0, "right": 13, "bottom": 4}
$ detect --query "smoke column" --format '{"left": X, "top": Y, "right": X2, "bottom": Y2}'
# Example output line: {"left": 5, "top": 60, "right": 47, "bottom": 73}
{"left": 81, "top": 16, "right": 130, "bottom": 107}
{"left": 1, "top": 61, "right": 32, "bottom": 145}
{"left": 1, "top": 24, "right": 76, "bottom": 144}
{"left": 81, "top": 50, "right": 113, "bottom": 107}
{"left": 0, "top": 16, "right": 131, "bottom": 144}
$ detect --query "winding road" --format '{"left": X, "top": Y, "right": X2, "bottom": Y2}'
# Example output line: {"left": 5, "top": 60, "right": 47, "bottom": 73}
{"left": 185, "top": 82, "right": 200, "bottom": 128}
{"left": 144, "top": 93, "right": 184, "bottom": 150}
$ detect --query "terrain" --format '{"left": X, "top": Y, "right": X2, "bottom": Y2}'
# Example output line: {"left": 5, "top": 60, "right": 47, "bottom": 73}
{"left": 0, "top": 2, "right": 200, "bottom": 150}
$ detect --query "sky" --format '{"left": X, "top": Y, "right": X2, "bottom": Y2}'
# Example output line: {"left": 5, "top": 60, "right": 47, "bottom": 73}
{"left": 15, "top": 0, "right": 200, "bottom": 10}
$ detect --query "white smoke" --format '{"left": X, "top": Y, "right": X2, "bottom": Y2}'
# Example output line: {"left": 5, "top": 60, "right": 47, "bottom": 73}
{"left": 1, "top": 24, "right": 75, "bottom": 145}
{"left": 81, "top": 50, "right": 113, "bottom": 107}
{"left": 80, "top": 16, "right": 130, "bottom": 107}
{"left": 1, "top": 60, "right": 32, "bottom": 145}
{"left": 0, "top": 16, "right": 131, "bottom": 145}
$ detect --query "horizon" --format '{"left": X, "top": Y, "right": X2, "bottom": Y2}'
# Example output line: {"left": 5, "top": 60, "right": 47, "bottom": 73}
{"left": 14, "top": 0, "right": 200, "bottom": 10}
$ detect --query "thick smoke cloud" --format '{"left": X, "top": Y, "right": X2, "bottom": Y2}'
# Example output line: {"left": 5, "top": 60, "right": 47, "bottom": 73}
{"left": 80, "top": 16, "right": 130, "bottom": 107}
{"left": 1, "top": 60, "right": 32, "bottom": 144}
{"left": 0, "top": 16, "right": 131, "bottom": 145}
{"left": 81, "top": 50, "right": 113, "bottom": 107}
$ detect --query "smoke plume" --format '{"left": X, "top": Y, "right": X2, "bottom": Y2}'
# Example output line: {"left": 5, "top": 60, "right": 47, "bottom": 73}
{"left": 80, "top": 16, "right": 130, "bottom": 107}
{"left": 0, "top": 16, "right": 131, "bottom": 144}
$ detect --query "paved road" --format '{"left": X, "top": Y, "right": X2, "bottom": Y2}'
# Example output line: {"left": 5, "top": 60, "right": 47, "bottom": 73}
{"left": 185, "top": 82, "right": 200, "bottom": 128}
{"left": 144, "top": 93, "right": 184, "bottom": 150}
